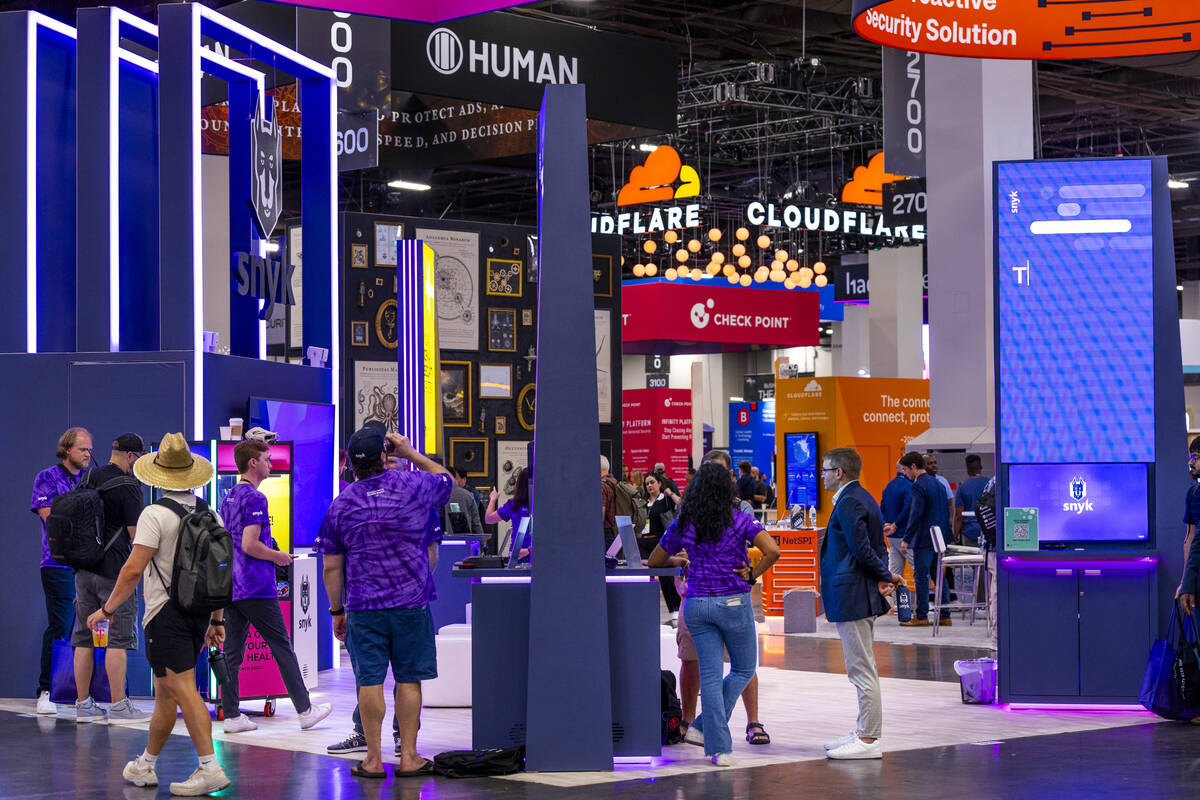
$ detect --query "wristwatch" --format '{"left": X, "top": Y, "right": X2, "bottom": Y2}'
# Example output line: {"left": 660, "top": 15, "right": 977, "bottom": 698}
{"left": 330, "top": 607, "right": 345, "bottom": 617}
{"left": 100, "top": 605, "right": 114, "bottom": 618}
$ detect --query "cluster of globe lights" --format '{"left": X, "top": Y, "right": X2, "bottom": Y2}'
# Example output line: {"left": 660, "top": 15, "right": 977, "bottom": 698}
{"left": 628, "top": 227, "right": 828, "bottom": 289}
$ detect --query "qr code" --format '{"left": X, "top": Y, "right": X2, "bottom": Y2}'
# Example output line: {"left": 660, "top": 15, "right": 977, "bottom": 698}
{"left": 1013, "top": 523, "right": 1030, "bottom": 540}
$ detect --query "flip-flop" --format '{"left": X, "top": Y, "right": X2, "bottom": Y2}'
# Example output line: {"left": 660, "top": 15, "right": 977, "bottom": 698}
{"left": 350, "top": 761, "right": 387, "bottom": 779}
{"left": 395, "top": 758, "right": 435, "bottom": 778}
{"left": 746, "top": 722, "right": 771, "bottom": 745}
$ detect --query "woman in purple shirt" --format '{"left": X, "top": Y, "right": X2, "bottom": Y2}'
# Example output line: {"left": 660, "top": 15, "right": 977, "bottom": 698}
{"left": 485, "top": 467, "right": 531, "bottom": 558}
{"left": 649, "top": 462, "right": 780, "bottom": 766}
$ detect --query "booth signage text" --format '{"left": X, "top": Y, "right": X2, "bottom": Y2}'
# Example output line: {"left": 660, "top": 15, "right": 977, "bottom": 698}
{"left": 622, "top": 282, "right": 819, "bottom": 348}
{"left": 592, "top": 203, "right": 702, "bottom": 235}
{"left": 235, "top": 252, "right": 297, "bottom": 319}
{"left": 882, "top": 48, "right": 924, "bottom": 177}
{"left": 746, "top": 201, "right": 926, "bottom": 241}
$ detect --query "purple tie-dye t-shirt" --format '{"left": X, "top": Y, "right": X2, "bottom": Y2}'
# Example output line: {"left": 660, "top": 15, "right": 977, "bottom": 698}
{"left": 316, "top": 470, "right": 453, "bottom": 611}
{"left": 31, "top": 465, "right": 86, "bottom": 569}
{"left": 658, "top": 509, "right": 763, "bottom": 598}
{"left": 220, "top": 482, "right": 277, "bottom": 601}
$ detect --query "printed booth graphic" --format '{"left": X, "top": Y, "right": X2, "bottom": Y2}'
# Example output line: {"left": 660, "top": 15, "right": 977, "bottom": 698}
{"left": 622, "top": 388, "right": 692, "bottom": 479}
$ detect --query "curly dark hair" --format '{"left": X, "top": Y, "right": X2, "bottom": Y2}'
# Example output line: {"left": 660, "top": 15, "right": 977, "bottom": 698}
{"left": 676, "top": 461, "right": 734, "bottom": 544}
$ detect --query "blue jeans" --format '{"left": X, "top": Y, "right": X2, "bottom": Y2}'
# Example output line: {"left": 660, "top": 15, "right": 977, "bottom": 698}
{"left": 684, "top": 593, "right": 757, "bottom": 756}
{"left": 913, "top": 547, "right": 951, "bottom": 621}
{"left": 40, "top": 567, "right": 75, "bottom": 695}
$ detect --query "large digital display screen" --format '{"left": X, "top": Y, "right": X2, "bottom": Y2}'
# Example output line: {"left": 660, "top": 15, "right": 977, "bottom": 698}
{"left": 995, "top": 159, "right": 1156, "bottom": 463}
{"left": 248, "top": 398, "right": 335, "bottom": 549}
{"left": 784, "top": 432, "right": 818, "bottom": 509}
{"left": 1007, "top": 463, "right": 1150, "bottom": 544}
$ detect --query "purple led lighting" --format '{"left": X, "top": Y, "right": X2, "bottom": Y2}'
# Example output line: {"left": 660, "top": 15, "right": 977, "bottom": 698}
{"left": 268, "top": 0, "right": 533, "bottom": 23}
{"left": 397, "top": 239, "right": 423, "bottom": 455}
{"left": 1002, "top": 557, "right": 1157, "bottom": 570}
{"left": 1004, "top": 703, "right": 1152, "bottom": 713}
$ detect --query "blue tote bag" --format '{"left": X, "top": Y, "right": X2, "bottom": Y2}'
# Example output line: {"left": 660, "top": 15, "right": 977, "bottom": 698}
{"left": 1139, "top": 604, "right": 1200, "bottom": 720}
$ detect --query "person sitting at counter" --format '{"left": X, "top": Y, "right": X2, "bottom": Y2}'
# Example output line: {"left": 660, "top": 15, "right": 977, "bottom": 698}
{"left": 485, "top": 467, "right": 530, "bottom": 559}
{"left": 648, "top": 461, "right": 780, "bottom": 766}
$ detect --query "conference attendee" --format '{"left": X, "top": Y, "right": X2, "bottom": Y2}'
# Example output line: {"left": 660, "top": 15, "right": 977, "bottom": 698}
{"left": 818, "top": 448, "right": 904, "bottom": 760}
{"left": 880, "top": 461, "right": 914, "bottom": 611}
{"left": 643, "top": 472, "right": 682, "bottom": 622}
{"left": 316, "top": 428, "right": 452, "bottom": 780}
{"left": 87, "top": 433, "right": 229, "bottom": 795}
{"left": 648, "top": 462, "right": 780, "bottom": 766}
{"left": 736, "top": 461, "right": 760, "bottom": 507}
{"left": 923, "top": 452, "right": 954, "bottom": 530}
{"left": 653, "top": 461, "right": 681, "bottom": 496}
{"left": 898, "top": 452, "right": 952, "bottom": 627}
{"left": 30, "top": 426, "right": 92, "bottom": 715}
{"left": 1174, "top": 438, "right": 1200, "bottom": 619}
{"left": 485, "top": 467, "right": 530, "bottom": 558}
{"left": 443, "top": 467, "right": 484, "bottom": 535}
{"left": 219, "top": 440, "right": 332, "bottom": 734}
{"left": 954, "top": 454, "right": 991, "bottom": 546}
{"left": 600, "top": 455, "right": 619, "bottom": 549}
{"left": 630, "top": 468, "right": 646, "bottom": 502}
{"left": 71, "top": 434, "right": 151, "bottom": 724}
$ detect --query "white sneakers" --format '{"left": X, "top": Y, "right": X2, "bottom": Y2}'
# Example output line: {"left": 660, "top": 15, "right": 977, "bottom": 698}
{"left": 711, "top": 753, "right": 732, "bottom": 766}
{"left": 35, "top": 691, "right": 56, "bottom": 715}
{"left": 683, "top": 726, "right": 704, "bottom": 746}
{"left": 824, "top": 731, "right": 858, "bottom": 751}
{"left": 169, "top": 766, "right": 231, "bottom": 796}
{"left": 826, "top": 736, "right": 883, "bottom": 760}
{"left": 223, "top": 714, "right": 258, "bottom": 734}
{"left": 122, "top": 758, "right": 158, "bottom": 787}
{"left": 298, "top": 702, "right": 332, "bottom": 730}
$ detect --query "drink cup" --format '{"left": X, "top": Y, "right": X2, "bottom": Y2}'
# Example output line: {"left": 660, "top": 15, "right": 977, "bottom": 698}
{"left": 93, "top": 618, "right": 109, "bottom": 648}
{"left": 208, "top": 647, "right": 231, "bottom": 686}
{"left": 219, "top": 426, "right": 232, "bottom": 441}
{"left": 229, "top": 418, "right": 244, "bottom": 438}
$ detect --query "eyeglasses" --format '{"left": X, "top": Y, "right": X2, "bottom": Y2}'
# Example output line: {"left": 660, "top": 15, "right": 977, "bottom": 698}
{"left": 821, "top": 467, "right": 839, "bottom": 474}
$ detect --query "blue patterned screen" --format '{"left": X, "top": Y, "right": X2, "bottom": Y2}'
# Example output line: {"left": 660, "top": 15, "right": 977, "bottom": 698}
{"left": 996, "top": 159, "right": 1155, "bottom": 463}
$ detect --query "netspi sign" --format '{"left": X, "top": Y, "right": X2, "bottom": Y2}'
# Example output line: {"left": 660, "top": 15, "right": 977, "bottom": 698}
{"left": 852, "top": 0, "right": 1200, "bottom": 60}
{"left": 746, "top": 201, "right": 926, "bottom": 241}
{"left": 622, "top": 282, "right": 819, "bottom": 349}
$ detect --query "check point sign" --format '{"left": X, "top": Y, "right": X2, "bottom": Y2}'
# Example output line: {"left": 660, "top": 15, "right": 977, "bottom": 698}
{"left": 852, "top": 0, "right": 1200, "bottom": 60}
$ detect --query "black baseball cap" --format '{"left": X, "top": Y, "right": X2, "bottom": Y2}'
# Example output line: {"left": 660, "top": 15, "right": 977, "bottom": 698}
{"left": 113, "top": 433, "right": 146, "bottom": 454}
{"left": 347, "top": 424, "right": 386, "bottom": 464}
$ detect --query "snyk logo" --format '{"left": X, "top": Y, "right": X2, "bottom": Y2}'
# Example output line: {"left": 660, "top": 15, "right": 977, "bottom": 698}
{"left": 1063, "top": 477, "right": 1094, "bottom": 514}
{"left": 424, "top": 26, "right": 579, "bottom": 85}
{"left": 690, "top": 299, "right": 714, "bottom": 329}
{"left": 300, "top": 575, "right": 310, "bottom": 615}
{"left": 249, "top": 102, "right": 282, "bottom": 238}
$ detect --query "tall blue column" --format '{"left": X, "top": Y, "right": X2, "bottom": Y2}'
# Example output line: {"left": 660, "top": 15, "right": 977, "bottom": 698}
{"left": 525, "top": 84, "right": 614, "bottom": 772}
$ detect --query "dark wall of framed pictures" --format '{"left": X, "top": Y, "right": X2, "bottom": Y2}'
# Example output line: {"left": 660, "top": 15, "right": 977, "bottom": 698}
{"left": 336, "top": 212, "right": 623, "bottom": 498}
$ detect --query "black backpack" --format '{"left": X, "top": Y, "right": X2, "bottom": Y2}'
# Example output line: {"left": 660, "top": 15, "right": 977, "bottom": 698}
{"left": 152, "top": 498, "right": 234, "bottom": 614}
{"left": 975, "top": 480, "right": 997, "bottom": 548}
{"left": 432, "top": 747, "right": 525, "bottom": 778}
{"left": 661, "top": 669, "right": 684, "bottom": 745}
{"left": 46, "top": 471, "right": 139, "bottom": 570}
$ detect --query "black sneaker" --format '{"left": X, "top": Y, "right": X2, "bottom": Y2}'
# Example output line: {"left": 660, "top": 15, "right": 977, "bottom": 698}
{"left": 327, "top": 731, "right": 367, "bottom": 754}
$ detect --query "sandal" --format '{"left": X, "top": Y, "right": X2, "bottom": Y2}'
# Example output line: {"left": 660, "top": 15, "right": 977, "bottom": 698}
{"left": 351, "top": 761, "right": 387, "bottom": 779}
{"left": 746, "top": 722, "right": 771, "bottom": 745}
{"left": 395, "top": 758, "right": 435, "bottom": 777}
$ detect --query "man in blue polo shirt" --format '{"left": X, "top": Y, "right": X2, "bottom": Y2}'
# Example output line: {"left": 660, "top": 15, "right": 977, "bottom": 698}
{"left": 898, "top": 452, "right": 952, "bottom": 627}
{"left": 880, "top": 460, "right": 913, "bottom": 612}
{"left": 317, "top": 427, "right": 452, "bottom": 781}
{"left": 954, "top": 455, "right": 991, "bottom": 546}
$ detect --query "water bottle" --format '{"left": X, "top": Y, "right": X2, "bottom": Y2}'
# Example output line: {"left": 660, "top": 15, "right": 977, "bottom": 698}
{"left": 808, "top": 506, "right": 818, "bottom": 529}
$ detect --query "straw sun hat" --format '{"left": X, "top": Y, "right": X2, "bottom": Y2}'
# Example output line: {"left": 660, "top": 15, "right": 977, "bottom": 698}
{"left": 133, "top": 432, "right": 214, "bottom": 490}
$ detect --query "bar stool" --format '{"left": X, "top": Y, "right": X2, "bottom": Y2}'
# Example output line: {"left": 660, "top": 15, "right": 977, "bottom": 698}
{"left": 930, "top": 525, "right": 987, "bottom": 637}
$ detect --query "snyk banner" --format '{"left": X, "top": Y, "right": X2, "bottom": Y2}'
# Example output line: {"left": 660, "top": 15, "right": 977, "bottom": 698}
{"left": 622, "top": 282, "right": 819, "bottom": 351}
{"left": 391, "top": 13, "right": 677, "bottom": 130}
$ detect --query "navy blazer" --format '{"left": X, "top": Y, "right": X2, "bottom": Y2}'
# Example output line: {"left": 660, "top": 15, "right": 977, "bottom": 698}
{"left": 820, "top": 481, "right": 893, "bottom": 623}
{"left": 901, "top": 472, "right": 944, "bottom": 550}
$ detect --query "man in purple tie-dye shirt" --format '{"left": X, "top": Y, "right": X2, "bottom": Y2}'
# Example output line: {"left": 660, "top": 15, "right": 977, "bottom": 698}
{"left": 317, "top": 427, "right": 451, "bottom": 779}
{"left": 30, "top": 427, "right": 92, "bottom": 713}
{"left": 218, "top": 440, "right": 331, "bottom": 735}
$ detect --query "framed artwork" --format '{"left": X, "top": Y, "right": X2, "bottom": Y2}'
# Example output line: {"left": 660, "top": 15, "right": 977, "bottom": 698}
{"left": 516, "top": 383, "right": 536, "bottom": 431}
{"left": 375, "top": 299, "right": 398, "bottom": 350}
{"left": 441, "top": 361, "right": 472, "bottom": 427}
{"left": 351, "top": 320, "right": 369, "bottom": 347}
{"left": 488, "top": 308, "right": 517, "bottom": 352}
{"left": 350, "top": 243, "right": 368, "bottom": 268}
{"left": 494, "top": 416, "right": 507, "bottom": 435}
{"left": 526, "top": 234, "right": 538, "bottom": 283}
{"left": 418, "top": 227, "right": 479, "bottom": 351}
{"left": 478, "top": 363, "right": 513, "bottom": 399}
{"left": 521, "top": 308, "right": 533, "bottom": 326}
{"left": 355, "top": 361, "right": 398, "bottom": 433}
{"left": 374, "top": 221, "right": 403, "bottom": 267}
{"left": 486, "top": 258, "right": 523, "bottom": 297}
{"left": 592, "top": 253, "right": 613, "bottom": 297}
{"left": 449, "top": 437, "right": 489, "bottom": 477}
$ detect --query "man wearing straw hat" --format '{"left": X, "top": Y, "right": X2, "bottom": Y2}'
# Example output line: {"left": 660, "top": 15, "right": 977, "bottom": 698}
{"left": 86, "top": 433, "right": 230, "bottom": 796}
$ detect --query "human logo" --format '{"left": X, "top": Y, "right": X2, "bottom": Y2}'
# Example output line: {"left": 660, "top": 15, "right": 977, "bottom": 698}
{"left": 426, "top": 27, "right": 463, "bottom": 75}
{"left": 690, "top": 298, "right": 714, "bottom": 329}
{"left": 1063, "top": 477, "right": 1094, "bottom": 514}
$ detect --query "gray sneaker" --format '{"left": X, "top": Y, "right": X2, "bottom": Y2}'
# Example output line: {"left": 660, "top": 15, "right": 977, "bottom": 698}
{"left": 107, "top": 698, "right": 151, "bottom": 724}
{"left": 74, "top": 697, "right": 106, "bottom": 723}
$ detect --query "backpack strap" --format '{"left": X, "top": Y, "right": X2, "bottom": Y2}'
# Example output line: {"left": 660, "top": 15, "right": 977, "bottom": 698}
{"left": 97, "top": 475, "right": 140, "bottom": 493}
{"left": 150, "top": 496, "right": 203, "bottom": 595}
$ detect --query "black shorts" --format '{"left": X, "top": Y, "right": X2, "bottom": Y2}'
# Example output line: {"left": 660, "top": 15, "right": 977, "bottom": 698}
{"left": 145, "top": 601, "right": 209, "bottom": 678}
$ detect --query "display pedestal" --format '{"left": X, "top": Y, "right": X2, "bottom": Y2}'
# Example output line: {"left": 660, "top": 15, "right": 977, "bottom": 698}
{"left": 455, "top": 569, "right": 673, "bottom": 758}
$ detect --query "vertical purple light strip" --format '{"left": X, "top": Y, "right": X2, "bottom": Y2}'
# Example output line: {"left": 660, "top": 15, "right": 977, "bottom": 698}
{"left": 397, "top": 239, "right": 424, "bottom": 460}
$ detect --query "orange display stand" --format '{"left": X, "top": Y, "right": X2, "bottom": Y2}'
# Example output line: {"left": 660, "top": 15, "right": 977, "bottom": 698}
{"left": 761, "top": 526, "right": 820, "bottom": 616}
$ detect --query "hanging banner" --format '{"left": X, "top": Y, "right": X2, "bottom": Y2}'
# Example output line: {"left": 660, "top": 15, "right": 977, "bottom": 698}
{"left": 622, "top": 282, "right": 819, "bottom": 351}
{"left": 622, "top": 388, "right": 692, "bottom": 478}
{"left": 853, "top": 0, "right": 1200, "bottom": 60}
{"left": 882, "top": 47, "right": 924, "bottom": 178}
{"left": 391, "top": 14, "right": 678, "bottom": 130}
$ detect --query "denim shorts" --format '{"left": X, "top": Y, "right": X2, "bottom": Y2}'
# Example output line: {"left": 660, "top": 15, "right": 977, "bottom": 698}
{"left": 346, "top": 605, "right": 437, "bottom": 686}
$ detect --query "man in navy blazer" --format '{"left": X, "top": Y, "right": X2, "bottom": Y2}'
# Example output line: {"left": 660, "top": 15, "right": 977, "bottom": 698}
{"left": 819, "top": 448, "right": 903, "bottom": 760}
{"left": 898, "top": 451, "right": 952, "bottom": 626}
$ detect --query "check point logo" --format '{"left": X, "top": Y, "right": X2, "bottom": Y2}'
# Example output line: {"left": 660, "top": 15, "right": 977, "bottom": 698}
{"left": 690, "top": 299, "right": 714, "bottom": 329}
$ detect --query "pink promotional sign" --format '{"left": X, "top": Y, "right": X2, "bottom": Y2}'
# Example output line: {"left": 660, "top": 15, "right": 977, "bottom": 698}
{"left": 271, "top": 0, "right": 531, "bottom": 23}
{"left": 216, "top": 443, "right": 292, "bottom": 472}
{"left": 621, "top": 281, "right": 819, "bottom": 352}
{"left": 622, "top": 388, "right": 692, "bottom": 479}
{"left": 219, "top": 600, "right": 290, "bottom": 702}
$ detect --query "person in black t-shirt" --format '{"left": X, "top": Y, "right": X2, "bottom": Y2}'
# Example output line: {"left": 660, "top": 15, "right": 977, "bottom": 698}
{"left": 70, "top": 433, "right": 149, "bottom": 723}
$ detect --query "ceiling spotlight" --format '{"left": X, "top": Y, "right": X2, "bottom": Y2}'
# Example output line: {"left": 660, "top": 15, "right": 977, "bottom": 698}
{"left": 639, "top": 143, "right": 659, "bottom": 153}
{"left": 388, "top": 179, "right": 432, "bottom": 191}
{"left": 1180, "top": 284, "right": 1187, "bottom": 291}
{"left": 1168, "top": 178, "right": 1191, "bottom": 189}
